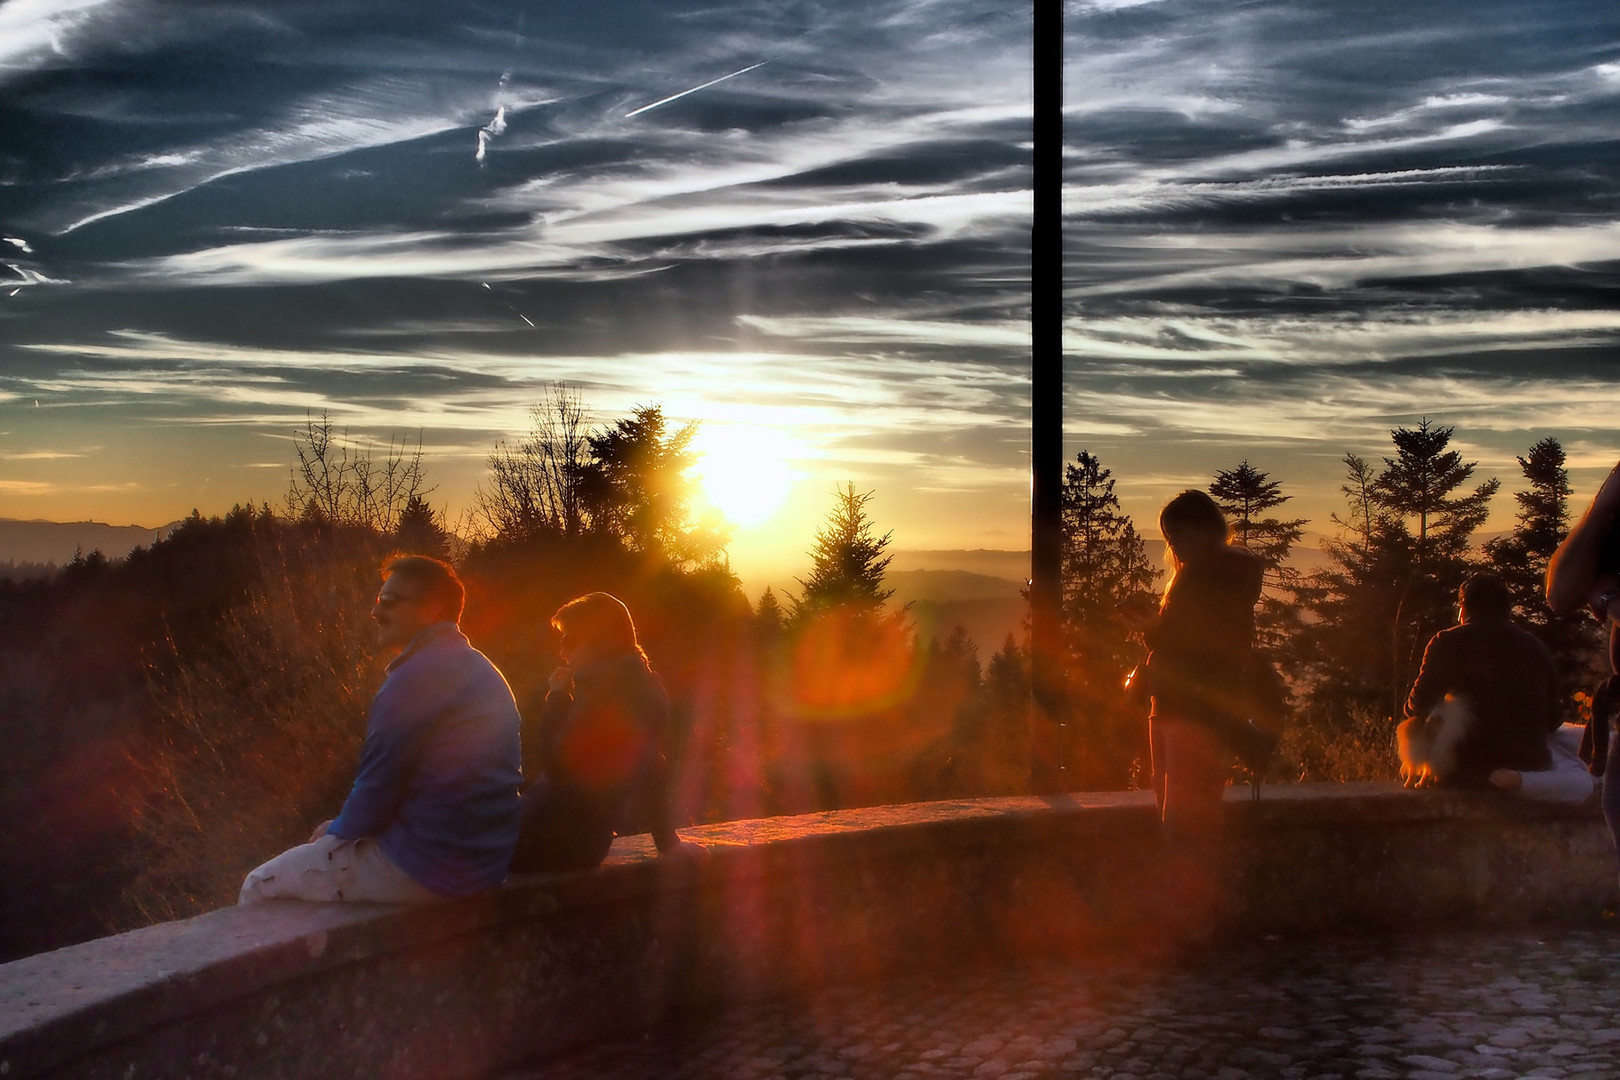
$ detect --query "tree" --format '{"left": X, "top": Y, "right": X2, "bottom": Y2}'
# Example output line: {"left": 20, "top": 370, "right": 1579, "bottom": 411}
{"left": 393, "top": 495, "right": 450, "bottom": 559}
{"left": 1299, "top": 422, "right": 1499, "bottom": 726}
{"left": 1209, "top": 460, "right": 1307, "bottom": 654}
{"left": 792, "top": 484, "right": 897, "bottom": 621}
{"left": 1375, "top": 418, "right": 1499, "bottom": 569}
{"left": 1058, "top": 451, "right": 1158, "bottom": 786}
{"left": 1483, "top": 436, "right": 1595, "bottom": 717}
{"left": 582, "top": 404, "right": 723, "bottom": 564}
{"left": 754, "top": 587, "right": 786, "bottom": 641}
{"left": 474, "top": 386, "right": 592, "bottom": 544}
{"left": 1331, "top": 453, "right": 1382, "bottom": 555}
{"left": 285, "top": 412, "right": 428, "bottom": 533}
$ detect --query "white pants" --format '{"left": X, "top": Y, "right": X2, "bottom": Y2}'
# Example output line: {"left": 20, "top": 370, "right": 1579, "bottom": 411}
{"left": 239, "top": 833, "right": 445, "bottom": 905}
{"left": 1514, "top": 723, "right": 1596, "bottom": 804}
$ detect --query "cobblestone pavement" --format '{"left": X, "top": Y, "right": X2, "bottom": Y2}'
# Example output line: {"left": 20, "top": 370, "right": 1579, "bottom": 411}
{"left": 504, "top": 928, "right": 1620, "bottom": 1079}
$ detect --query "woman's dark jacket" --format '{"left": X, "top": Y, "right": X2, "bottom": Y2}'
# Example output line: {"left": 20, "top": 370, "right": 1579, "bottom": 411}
{"left": 511, "top": 653, "right": 678, "bottom": 873}
{"left": 1146, "top": 544, "right": 1265, "bottom": 728}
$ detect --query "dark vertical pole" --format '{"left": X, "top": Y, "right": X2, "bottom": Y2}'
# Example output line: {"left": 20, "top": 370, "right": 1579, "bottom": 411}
{"left": 1030, "top": 0, "right": 1064, "bottom": 791}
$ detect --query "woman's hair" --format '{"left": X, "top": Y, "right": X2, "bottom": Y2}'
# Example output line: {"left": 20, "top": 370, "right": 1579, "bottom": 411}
{"left": 1157, "top": 490, "right": 1230, "bottom": 605}
{"left": 1158, "top": 489, "right": 1229, "bottom": 558}
{"left": 551, "top": 591, "right": 646, "bottom": 661}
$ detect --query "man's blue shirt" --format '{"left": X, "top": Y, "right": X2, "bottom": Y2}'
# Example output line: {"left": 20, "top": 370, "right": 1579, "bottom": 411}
{"left": 329, "top": 622, "right": 522, "bottom": 896}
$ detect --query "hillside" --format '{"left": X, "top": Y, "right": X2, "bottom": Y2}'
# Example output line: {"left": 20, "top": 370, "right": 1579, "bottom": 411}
{"left": 886, "top": 567, "right": 1025, "bottom": 654}
{"left": 0, "top": 518, "right": 176, "bottom": 566}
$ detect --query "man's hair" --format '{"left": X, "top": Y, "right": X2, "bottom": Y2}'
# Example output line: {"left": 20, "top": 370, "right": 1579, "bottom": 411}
{"left": 551, "top": 591, "right": 645, "bottom": 661}
{"left": 381, "top": 553, "right": 465, "bottom": 624}
{"left": 1459, "top": 571, "right": 1512, "bottom": 619}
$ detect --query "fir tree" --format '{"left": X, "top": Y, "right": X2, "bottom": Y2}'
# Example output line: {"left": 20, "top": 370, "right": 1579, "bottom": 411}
{"left": 1483, "top": 436, "right": 1595, "bottom": 717}
{"left": 792, "top": 484, "right": 896, "bottom": 621}
{"left": 1300, "top": 422, "right": 1499, "bottom": 724}
{"left": 1058, "top": 451, "right": 1158, "bottom": 787}
{"left": 581, "top": 404, "right": 725, "bottom": 565}
{"left": 754, "top": 586, "right": 786, "bottom": 639}
{"left": 1209, "top": 460, "right": 1308, "bottom": 654}
{"left": 393, "top": 495, "right": 449, "bottom": 559}
{"left": 1374, "top": 418, "right": 1500, "bottom": 568}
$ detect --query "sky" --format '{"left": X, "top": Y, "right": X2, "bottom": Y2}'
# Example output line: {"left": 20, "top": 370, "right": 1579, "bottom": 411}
{"left": 1, "top": 0, "right": 1618, "bottom": 589}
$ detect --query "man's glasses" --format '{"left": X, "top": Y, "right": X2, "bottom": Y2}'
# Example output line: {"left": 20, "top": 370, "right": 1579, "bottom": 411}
{"left": 375, "top": 593, "right": 423, "bottom": 609}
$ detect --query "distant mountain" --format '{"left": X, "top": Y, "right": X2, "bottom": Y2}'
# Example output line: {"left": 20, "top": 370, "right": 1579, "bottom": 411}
{"left": 0, "top": 518, "right": 178, "bottom": 566}
{"left": 887, "top": 567, "right": 1025, "bottom": 654}
{"left": 888, "top": 548, "right": 1029, "bottom": 581}
{"left": 886, "top": 568, "right": 1023, "bottom": 602}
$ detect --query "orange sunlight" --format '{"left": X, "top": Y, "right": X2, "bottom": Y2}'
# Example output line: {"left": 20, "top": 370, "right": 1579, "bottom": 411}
{"left": 691, "top": 423, "right": 805, "bottom": 528}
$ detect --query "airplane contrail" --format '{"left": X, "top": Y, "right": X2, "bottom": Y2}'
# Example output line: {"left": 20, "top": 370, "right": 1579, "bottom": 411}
{"left": 625, "top": 60, "right": 770, "bottom": 118}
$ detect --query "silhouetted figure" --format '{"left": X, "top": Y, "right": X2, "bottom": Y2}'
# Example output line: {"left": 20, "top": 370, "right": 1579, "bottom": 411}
{"left": 1126, "top": 490, "right": 1264, "bottom": 940}
{"left": 1401, "top": 572, "right": 1560, "bottom": 790}
{"left": 240, "top": 555, "right": 522, "bottom": 904}
{"left": 511, "top": 592, "right": 687, "bottom": 873}
{"left": 1548, "top": 459, "right": 1620, "bottom": 881}
{"left": 1140, "top": 491, "right": 1264, "bottom": 834}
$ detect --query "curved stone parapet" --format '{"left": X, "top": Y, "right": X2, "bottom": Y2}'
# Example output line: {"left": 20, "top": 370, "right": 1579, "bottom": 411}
{"left": 0, "top": 783, "right": 1610, "bottom": 1079}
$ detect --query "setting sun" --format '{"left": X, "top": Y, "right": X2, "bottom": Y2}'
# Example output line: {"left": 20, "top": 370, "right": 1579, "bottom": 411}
{"left": 691, "top": 423, "right": 805, "bottom": 527}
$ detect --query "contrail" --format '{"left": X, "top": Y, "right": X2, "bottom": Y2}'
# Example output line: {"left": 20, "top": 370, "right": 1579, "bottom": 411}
{"left": 625, "top": 60, "right": 770, "bottom": 118}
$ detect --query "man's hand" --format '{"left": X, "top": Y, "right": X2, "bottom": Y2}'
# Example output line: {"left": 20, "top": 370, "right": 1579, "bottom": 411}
{"left": 547, "top": 665, "right": 574, "bottom": 694}
{"left": 308, "top": 818, "right": 334, "bottom": 843}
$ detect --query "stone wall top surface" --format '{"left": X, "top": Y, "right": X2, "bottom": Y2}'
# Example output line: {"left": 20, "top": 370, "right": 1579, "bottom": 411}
{"left": 0, "top": 780, "right": 1605, "bottom": 1077}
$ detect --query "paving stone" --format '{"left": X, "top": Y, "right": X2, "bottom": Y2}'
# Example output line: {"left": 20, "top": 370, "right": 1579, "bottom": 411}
{"left": 505, "top": 928, "right": 1620, "bottom": 1079}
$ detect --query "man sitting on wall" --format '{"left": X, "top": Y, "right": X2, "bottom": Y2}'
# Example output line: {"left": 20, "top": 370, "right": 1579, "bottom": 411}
{"left": 240, "top": 554, "right": 523, "bottom": 904}
{"left": 1400, "top": 572, "right": 1561, "bottom": 791}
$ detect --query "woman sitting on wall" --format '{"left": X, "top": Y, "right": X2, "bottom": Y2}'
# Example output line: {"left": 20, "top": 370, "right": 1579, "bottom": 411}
{"left": 511, "top": 592, "right": 687, "bottom": 873}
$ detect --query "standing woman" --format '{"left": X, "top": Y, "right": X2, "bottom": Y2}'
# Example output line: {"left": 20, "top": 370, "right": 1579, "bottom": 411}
{"left": 512, "top": 592, "right": 685, "bottom": 873}
{"left": 1140, "top": 490, "right": 1264, "bottom": 922}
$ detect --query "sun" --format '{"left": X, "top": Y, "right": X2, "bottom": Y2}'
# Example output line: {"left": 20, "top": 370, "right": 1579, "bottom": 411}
{"left": 691, "top": 423, "right": 804, "bottom": 527}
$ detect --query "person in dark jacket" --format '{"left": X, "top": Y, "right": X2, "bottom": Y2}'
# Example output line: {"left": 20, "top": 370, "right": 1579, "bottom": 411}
{"left": 1547, "top": 458, "right": 1620, "bottom": 891}
{"left": 511, "top": 592, "right": 687, "bottom": 873}
{"left": 1403, "top": 572, "right": 1560, "bottom": 787}
{"left": 1123, "top": 490, "right": 1265, "bottom": 943}
{"left": 1140, "top": 490, "right": 1265, "bottom": 842}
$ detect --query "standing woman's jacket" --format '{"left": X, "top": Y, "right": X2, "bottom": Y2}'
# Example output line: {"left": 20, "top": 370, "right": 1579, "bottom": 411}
{"left": 1146, "top": 544, "right": 1265, "bottom": 730}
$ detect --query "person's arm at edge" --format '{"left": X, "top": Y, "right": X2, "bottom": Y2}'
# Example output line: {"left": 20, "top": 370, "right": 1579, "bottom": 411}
{"left": 1548, "top": 460, "right": 1620, "bottom": 614}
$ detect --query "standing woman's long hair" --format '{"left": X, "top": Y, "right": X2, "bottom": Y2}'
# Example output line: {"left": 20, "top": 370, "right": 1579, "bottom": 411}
{"left": 1158, "top": 489, "right": 1231, "bottom": 603}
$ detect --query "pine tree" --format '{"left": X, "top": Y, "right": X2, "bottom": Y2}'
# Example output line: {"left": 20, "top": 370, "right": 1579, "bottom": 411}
{"left": 1300, "top": 422, "right": 1499, "bottom": 725}
{"left": 755, "top": 587, "right": 786, "bottom": 639}
{"left": 1483, "top": 436, "right": 1595, "bottom": 717}
{"left": 792, "top": 484, "right": 896, "bottom": 621}
{"left": 582, "top": 404, "right": 724, "bottom": 564}
{"left": 1375, "top": 418, "right": 1500, "bottom": 568}
{"left": 393, "top": 495, "right": 449, "bottom": 559}
{"left": 1209, "top": 461, "right": 1307, "bottom": 654}
{"left": 1058, "top": 451, "right": 1158, "bottom": 787}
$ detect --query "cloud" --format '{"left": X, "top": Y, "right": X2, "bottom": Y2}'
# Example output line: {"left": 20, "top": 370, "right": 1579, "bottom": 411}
{"left": 0, "top": 0, "right": 122, "bottom": 82}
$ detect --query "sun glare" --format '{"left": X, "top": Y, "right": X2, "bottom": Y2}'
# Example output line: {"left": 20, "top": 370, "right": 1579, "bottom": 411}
{"left": 692, "top": 423, "right": 804, "bottom": 527}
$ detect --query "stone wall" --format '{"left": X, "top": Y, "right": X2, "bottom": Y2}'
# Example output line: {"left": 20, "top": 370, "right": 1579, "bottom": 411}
{"left": 0, "top": 783, "right": 1611, "bottom": 1079}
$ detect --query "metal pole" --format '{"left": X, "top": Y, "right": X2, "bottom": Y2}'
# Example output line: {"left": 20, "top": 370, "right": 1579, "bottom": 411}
{"left": 1030, "top": 0, "right": 1064, "bottom": 791}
